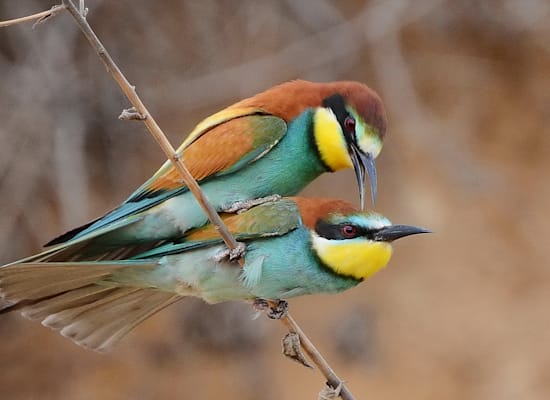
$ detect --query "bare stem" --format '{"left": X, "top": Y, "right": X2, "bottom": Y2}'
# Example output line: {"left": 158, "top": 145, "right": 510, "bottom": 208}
{"left": 60, "top": 1, "right": 354, "bottom": 398}
{"left": 0, "top": 4, "right": 66, "bottom": 28}
{"left": 280, "top": 314, "right": 355, "bottom": 400}
{"left": 61, "top": 0, "right": 240, "bottom": 252}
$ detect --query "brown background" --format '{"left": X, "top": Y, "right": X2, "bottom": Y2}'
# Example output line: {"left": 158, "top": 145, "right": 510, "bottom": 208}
{"left": 1, "top": 1, "right": 549, "bottom": 399}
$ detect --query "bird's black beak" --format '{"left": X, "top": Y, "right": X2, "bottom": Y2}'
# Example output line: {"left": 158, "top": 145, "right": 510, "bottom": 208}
{"left": 373, "top": 225, "right": 431, "bottom": 242}
{"left": 350, "top": 144, "right": 377, "bottom": 209}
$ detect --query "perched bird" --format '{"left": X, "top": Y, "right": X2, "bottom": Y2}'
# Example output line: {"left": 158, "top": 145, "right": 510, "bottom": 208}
{"left": 0, "top": 197, "right": 429, "bottom": 351}
{"left": 42, "top": 80, "right": 387, "bottom": 259}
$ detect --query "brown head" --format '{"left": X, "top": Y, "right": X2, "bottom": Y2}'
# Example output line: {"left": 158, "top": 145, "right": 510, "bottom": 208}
{"left": 234, "top": 80, "right": 387, "bottom": 208}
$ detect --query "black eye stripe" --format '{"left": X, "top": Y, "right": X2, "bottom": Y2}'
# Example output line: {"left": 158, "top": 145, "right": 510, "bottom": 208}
{"left": 314, "top": 219, "right": 378, "bottom": 240}
{"left": 321, "top": 93, "right": 356, "bottom": 145}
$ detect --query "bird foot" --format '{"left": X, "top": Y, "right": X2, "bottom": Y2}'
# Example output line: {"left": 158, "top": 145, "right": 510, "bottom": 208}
{"left": 252, "top": 298, "right": 288, "bottom": 319}
{"left": 223, "top": 195, "right": 282, "bottom": 214}
{"left": 213, "top": 242, "right": 246, "bottom": 262}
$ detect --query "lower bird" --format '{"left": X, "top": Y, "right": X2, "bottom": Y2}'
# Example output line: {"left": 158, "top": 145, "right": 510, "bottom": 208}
{"left": 0, "top": 197, "right": 428, "bottom": 352}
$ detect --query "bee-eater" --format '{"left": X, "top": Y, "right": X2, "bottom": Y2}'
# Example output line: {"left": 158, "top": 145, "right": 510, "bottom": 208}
{"left": 43, "top": 80, "right": 387, "bottom": 258}
{"left": 0, "top": 197, "right": 428, "bottom": 352}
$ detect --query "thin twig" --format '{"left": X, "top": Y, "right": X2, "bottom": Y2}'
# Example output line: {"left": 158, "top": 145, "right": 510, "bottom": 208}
{"left": 61, "top": 0, "right": 240, "bottom": 253}
{"left": 60, "top": 1, "right": 354, "bottom": 398}
{"left": 281, "top": 314, "right": 355, "bottom": 400}
{"left": 0, "top": 5, "right": 66, "bottom": 28}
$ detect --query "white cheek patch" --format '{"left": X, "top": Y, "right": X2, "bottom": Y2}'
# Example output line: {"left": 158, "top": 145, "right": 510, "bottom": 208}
{"left": 358, "top": 133, "right": 382, "bottom": 158}
{"left": 365, "top": 215, "right": 391, "bottom": 230}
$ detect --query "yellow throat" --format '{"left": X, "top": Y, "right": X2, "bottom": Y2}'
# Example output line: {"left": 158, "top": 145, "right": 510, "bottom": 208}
{"left": 311, "top": 233, "right": 393, "bottom": 281}
{"left": 313, "top": 107, "right": 353, "bottom": 171}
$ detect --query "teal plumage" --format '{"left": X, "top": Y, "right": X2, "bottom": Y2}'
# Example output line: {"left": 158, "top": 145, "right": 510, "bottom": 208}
{"left": 109, "top": 228, "right": 358, "bottom": 304}
{"left": 43, "top": 80, "right": 387, "bottom": 259}
{"left": 101, "top": 110, "right": 326, "bottom": 242}
{"left": 0, "top": 197, "right": 428, "bottom": 351}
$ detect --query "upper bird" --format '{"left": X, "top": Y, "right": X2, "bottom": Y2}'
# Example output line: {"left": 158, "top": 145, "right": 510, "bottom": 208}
{"left": 0, "top": 197, "right": 428, "bottom": 351}
{"left": 44, "top": 80, "right": 387, "bottom": 257}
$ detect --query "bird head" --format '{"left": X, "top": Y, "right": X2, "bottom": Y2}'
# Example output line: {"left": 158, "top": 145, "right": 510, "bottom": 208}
{"left": 232, "top": 80, "right": 387, "bottom": 208}
{"left": 310, "top": 211, "right": 429, "bottom": 281}
{"left": 311, "top": 83, "right": 387, "bottom": 209}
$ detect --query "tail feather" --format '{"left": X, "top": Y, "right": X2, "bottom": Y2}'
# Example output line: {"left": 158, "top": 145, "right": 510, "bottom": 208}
{"left": 21, "top": 285, "right": 116, "bottom": 320}
{"left": 42, "top": 288, "right": 180, "bottom": 351}
{"left": 0, "top": 263, "right": 135, "bottom": 301}
{"left": 0, "top": 261, "right": 182, "bottom": 351}
{"left": 4, "top": 217, "right": 144, "bottom": 266}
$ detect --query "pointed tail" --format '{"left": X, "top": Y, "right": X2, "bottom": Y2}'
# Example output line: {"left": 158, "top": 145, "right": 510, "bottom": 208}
{"left": 0, "top": 261, "right": 181, "bottom": 352}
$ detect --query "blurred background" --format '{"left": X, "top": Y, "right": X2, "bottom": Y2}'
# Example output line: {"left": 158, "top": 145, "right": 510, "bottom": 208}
{"left": 1, "top": 0, "right": 549, "bottom": 399}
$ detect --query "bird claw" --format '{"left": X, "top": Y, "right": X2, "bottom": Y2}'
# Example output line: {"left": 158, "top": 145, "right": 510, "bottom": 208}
{"left": 252, "top": 298, "right": 288, "bottom": 319}
{"left": 252, "top": 300, "right": 310, "bottom": 368}
{"left": 223, "top": 195, "right": 282, "bottom": 214}
{"left": 213, "top": 242, "right": 246, "bottom": 262}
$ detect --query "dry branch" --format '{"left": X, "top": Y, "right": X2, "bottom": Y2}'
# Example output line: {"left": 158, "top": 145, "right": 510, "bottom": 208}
{"left": 61, "top": 0, "right": 241, "bottom": 253}
{"left": 6, "top": 1, "right": 356, "bottom": 398}
{"left": 0, "top": 5, "right": 66, "bottom": 28}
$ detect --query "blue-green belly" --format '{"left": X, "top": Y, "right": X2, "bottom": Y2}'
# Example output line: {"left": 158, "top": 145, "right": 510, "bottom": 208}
{"left": 111, "top": 228, "right": 361, "bottom": 303}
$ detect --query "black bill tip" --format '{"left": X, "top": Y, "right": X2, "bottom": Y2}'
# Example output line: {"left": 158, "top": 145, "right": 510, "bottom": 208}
{"left": 373, "top": 225, "right": 431, "bottom": 242}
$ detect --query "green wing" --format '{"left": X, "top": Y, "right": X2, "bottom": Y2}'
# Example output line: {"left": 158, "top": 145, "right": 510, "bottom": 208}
{"left": 126, "top": 108, "right": 287, "bottom": 202}
{"left": 132, "top": 198, "right": 301, "bottom": 259}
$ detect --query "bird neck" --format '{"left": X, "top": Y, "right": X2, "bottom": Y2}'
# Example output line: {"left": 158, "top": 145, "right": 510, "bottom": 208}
{"left": 311, "top": 233, "right": 393, "bottom": 281}
{"left": 312, "top": 108, "right": 353, "bottom": 172}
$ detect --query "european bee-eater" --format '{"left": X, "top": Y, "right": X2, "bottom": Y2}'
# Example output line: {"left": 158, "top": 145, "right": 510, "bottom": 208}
{"left": 44, "top": 80, "right": 387, "bottom": 258}
{"left": 0, "top": 197, "right": 428, "bottom": 352}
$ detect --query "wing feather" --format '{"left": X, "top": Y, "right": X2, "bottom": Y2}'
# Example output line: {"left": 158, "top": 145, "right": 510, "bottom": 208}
{"left": 127, "top": 108, "right": 286, "bottom": 202}
{"left": 132, "top": 198, "right": 301, "bottom": 259}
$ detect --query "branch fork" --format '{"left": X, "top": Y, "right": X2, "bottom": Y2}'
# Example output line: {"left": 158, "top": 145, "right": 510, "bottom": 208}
{"left": 119, "top": 107, "right": 147, "bottom": 121}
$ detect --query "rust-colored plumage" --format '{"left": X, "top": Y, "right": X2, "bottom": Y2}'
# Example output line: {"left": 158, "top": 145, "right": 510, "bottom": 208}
{"left": 143, "top": 80, "right": 387, "bottom": 196}
{"left": 148, "top": 117, "right": 257, "bottom": 192}
{"left": 291, "top": 197, "right": 357, "bottom": 229}
{"left": 233, "top": 80, "right": 387, "bottom": 137}
{"left": 185, "top": 197, "right": 357, "bottom": 242}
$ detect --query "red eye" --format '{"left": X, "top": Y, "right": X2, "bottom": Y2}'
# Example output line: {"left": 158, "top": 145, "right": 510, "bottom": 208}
{"left": 344, "top": 116, "right": 356, "bottom": 132}
{"left": 342, "top": 225, "right": 357, "bottom": 238}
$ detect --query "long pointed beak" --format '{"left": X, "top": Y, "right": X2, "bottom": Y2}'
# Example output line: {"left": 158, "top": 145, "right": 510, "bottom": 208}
{"left": 350, "top": 145, "right": 377, "bottom": 209}
{"left": 373, "top": 225, "right": 431, "bottom": 242}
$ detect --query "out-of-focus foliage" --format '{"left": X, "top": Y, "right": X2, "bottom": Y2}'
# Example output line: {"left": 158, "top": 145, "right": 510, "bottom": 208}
{"left": 1, "top": 1, "right": 549, "bottom": 399}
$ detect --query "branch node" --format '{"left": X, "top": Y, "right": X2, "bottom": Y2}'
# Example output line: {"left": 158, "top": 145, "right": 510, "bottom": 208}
{"left": 0, "top": 4, "right": 66, "bottom": 29}
{"left": 119, "top": 107, "right": 147, "bottom": 121}
{"left": 282, "top": 332, "right": 313, "bottom": 369}
{"left": 33, "top": 5, "right": 66, "bottom": 29}
{"left": 319, "top": 381, "right": 344, "bottom": 400}
{"left": 79, "top": 0, "right": 89, "bottom": 18}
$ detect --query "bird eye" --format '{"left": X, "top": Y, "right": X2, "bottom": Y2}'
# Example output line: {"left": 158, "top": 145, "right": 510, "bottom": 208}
{"left": 344, "top": 116, "right": 356, "bottom": 132}
{"left": 341, "top": 225, "right": 357, "bottom": 238}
